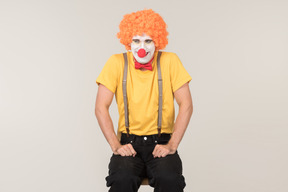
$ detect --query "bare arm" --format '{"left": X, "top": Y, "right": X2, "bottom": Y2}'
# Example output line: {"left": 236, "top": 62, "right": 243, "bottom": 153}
{"left": 95, "top": 84, "right": 136, "bottom": 156}
{"left": 153, "top": 82, "right": 193, "bottom": 158}
{"left": 168, "top": 82, "right": 193, "bottom": 150}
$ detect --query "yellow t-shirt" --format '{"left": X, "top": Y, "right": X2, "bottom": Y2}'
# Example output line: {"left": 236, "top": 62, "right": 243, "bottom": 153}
{"left": 96, "top": 51, "right": 192, "bottom": 136}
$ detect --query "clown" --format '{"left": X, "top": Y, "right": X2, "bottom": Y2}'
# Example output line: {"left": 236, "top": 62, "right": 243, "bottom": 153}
{"left": 95, "top": 9, "right": 193, "bottom": 192}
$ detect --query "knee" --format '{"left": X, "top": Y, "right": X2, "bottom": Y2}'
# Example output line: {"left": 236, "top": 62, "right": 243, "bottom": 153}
{"left": 155, "top": 173, "right": 178, "bottom": 183}
{"left": 106, "top": 171, "right": 141, "bottom": 187}
{"left": 153, "top": 173, "right": 186, "bottom": 189}
{"left": 115, "top": 172, "right": 140, "bottom": 184}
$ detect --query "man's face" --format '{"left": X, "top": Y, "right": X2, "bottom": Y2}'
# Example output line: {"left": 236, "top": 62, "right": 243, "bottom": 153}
{"left": 131, "top": 34, "right": 155, "bottom": 64}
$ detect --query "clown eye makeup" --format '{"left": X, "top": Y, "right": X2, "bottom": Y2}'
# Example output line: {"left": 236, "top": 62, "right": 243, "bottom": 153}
{"left": 132, "top": 39, "right": 140, "bottom": 44}
{"left": 145, "top": 39, "right": 153, "bottom": 44}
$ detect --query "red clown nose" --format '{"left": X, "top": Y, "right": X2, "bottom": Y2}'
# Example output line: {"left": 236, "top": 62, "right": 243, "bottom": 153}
{"left": 137, "top": 49, "right": 146, "bottom": 58}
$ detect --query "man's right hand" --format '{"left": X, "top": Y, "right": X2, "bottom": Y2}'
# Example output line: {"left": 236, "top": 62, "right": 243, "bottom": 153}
{"left": 113, "top": 144, "right": 137, "bottom": 157}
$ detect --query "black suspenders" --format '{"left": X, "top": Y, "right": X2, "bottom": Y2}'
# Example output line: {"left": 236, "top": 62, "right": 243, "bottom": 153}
{"left": 122, "top": 52, "right": 163, "bottom": 137}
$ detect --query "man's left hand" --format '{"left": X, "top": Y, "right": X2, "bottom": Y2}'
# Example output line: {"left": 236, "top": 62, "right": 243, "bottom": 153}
{"left": 152, "top": 143, "right": 177, "bottom": 158}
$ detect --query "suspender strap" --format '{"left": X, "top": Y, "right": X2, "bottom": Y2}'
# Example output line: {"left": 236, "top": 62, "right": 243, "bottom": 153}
{"left": 122, "top": 53, "right": 130, "bottom": 137}
{"left": 122, "top": 51, "right": 163, "bottom": 137}
{"left": 157, "top": 51, "right": 163, "bottom": 137}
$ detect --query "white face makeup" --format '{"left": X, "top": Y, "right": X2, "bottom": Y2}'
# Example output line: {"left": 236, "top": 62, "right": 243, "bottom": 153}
{"left": 131, "top": 34, "right": 155, "bottom": 64}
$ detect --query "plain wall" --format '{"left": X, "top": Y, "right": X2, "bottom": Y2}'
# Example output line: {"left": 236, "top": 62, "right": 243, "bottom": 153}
{"left": 0, "top": 0, "right": 287, "bottom": 192}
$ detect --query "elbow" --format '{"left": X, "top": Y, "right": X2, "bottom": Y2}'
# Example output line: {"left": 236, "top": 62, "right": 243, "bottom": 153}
{"left": 180, "top": 102, "right": 193, "bottom": 117}
{"left": 94, "top": 102, "right": 102, "bottom": 118}
{"left": 95, "top": 106, "right": 100, "bottom": 118}
{"left": 95, "top": 107, "right": 104, "bottom": 122}
{"left": 188, "top": 103, "right": 193, "bottom": 117}
{"left": 95, "top": 103, "right": 108, "bottom": 119}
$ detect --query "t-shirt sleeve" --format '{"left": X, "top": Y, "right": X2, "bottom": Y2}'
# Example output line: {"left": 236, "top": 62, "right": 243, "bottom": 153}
{"left": 96, "top": 54, "right": 120, "bottom": 93}
{"left": 170, "top": 53, "right": 192, "bottom": 92}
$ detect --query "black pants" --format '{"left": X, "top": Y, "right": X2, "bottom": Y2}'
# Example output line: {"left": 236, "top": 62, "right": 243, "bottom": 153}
{"left": 106, "top": 133, "right": 186, "bottom": 192}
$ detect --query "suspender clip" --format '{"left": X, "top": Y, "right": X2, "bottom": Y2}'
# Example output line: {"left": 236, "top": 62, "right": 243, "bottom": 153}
{"left": 157, "top": 127, "right": 161, "bottom": 137}
{"left": 126, "top": 127, "right": 130, "bottom": 137}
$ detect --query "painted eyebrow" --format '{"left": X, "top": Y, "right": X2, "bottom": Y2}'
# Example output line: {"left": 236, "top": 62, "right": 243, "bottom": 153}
{"left": 132, "top": 38, "right": 153, "bottom": 40}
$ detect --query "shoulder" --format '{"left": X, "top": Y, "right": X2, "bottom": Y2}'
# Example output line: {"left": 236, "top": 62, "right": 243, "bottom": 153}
{"left": 158, "top": 51, "right": 177, "bottom": 57}
{"left": 107, "top": 53, "right": 124, "bottom": 62}
{"left": 104, "top": 53, "right": 126, "bottom": 68}
{"left": 158, "top": 51, "right": 180, "bottom": 61}
{"left": 158, "top": 51, "right": 182, "bottom": 67}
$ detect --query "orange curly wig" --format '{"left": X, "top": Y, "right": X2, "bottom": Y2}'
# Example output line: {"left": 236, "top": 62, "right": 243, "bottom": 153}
{"left": 117, "top": 9, "right": 169, "bottom": 50}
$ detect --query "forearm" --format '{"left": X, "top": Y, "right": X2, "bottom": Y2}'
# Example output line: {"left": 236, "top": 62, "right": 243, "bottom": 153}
{"left": 168, "top": 104, "right": 193, "bottom": 151}
{"left": 95, "top": 107, "right": 121, "bottom": 152}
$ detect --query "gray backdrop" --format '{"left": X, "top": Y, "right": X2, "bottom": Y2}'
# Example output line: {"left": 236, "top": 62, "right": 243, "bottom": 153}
{"left": 0, "top": 0, "right": 287, "bottom": 192}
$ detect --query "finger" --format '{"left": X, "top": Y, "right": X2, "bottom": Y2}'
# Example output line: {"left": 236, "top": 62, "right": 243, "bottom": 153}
{"left": 125, "top": 144, "right": 134, "bottom": 156}
{"left": 152, "top": 145, "right": 159, "bottom": 156}
{"left": 123, "top": 146, "right": 132, "bottom": 156}
{"left": 120, "top": 147, "right": 130, "bottom": 156}
{"left": 117, "top": 148, "right": 126, "bottom": 156}
{"left": 161, "top": 151, "right": 168, "bottom": 158}
{"left": 154, "top": 149, "right": 161, "bottom": 157}
{"left": 125, "top": 145, "right": 135, "bottom": 156}
{"left": 154, "top": 148, "right": 162, "bottom": 158}
{"left": 156, "top": 149, "right": 164, "bottom": 158}
{"left": 158, "top": 147, "right": 168, "bottom": 158}
{"left": 155, "top": 146, "right": 163, "bottom": 158}
{"left": 127, "top": 144, "right": 137, "bottom": 156}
